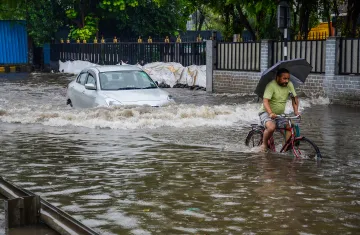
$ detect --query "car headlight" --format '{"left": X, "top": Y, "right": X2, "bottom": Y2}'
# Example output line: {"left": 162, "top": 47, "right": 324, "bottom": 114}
{"left": 105, "top": 98, "right": 121, "bottom": 106}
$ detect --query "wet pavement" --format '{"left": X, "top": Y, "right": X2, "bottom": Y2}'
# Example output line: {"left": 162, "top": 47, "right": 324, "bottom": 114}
{"left": 0, "top": 73, "right": 359, "bottom": 235}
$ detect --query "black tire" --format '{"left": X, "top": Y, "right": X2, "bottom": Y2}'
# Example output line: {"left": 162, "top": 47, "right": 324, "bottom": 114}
{"left": 245, "top": 129, "right": 263, "bottom": 147}
{"left": 67, "top": 99, "right": 73, "bottom": 107}
{"left": 292, "top": 137, "right": 322, "bottom": 159}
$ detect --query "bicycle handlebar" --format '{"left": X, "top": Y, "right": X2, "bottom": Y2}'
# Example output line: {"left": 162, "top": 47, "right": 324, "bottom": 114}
{"left": 278, "top": 114, "right": 301, "bottom": 120}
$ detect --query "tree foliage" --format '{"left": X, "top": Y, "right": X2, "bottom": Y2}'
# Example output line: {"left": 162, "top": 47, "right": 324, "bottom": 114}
{"left": 0, "top": 1, "right": 23, "bottom": 20}
{"left": 0, "top": 0, "right": 359, "bottom": 44}
{"left": 0, "top": 0, "right": 64, "bottom": 45}
{"left": 185, "top": 0, "right": 360, "bottom": 40}
{"left": 116, "top": 0, "right": 194, "bottom": 37}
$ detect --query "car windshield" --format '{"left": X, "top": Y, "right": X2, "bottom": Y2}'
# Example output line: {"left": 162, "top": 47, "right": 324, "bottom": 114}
{"left": 99, "top": 70, "right": 158, "bottom": 90}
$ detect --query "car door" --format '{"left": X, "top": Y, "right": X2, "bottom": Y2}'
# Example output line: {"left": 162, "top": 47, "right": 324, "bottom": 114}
{"left": 82, "top": 71, "right": 98, "bottom": 108}
{"left": 71, "top": 72, "right": 88, "bottom": 108}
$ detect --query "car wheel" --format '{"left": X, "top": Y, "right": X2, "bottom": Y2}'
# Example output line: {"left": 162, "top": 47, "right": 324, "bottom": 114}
{"left": 67, "top": 99, "right": 73, "bottom": 107}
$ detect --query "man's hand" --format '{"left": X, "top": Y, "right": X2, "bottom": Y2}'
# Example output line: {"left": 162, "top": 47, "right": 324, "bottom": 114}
{"left": 269, "top": 112, "right": 277, "bottom": 119}
{"left": 294, "top": 111, "right": 301, "bottom": 117}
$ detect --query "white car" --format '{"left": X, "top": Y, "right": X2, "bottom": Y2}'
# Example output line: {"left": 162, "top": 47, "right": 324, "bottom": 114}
{"left": 66, "top": 65, "right": 175, "bottom": 108}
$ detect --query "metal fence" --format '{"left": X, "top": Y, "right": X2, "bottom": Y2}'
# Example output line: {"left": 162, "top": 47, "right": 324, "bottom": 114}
{"left": 50, "top": 42, "right": 206, "bottom": 66}
{"left": 339, "top": 38, "right": 360, "bottom": 75}
{"left": 271, "top": 39, "right": 326, "bottom": 73}
{"left": 295, "top": 32, "right": 328, "bottom": 41}
{"left": 125, "top": 36, "right": 213, "bottom": 43}
{"left": 216, "top": 42, "right": 261, "bottom": 71}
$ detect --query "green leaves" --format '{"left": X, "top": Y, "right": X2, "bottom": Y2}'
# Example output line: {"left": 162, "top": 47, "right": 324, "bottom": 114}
{"left": 120, "top": 0, "right": 191, "bottom": 36}
{"left": 0, "top": 0, "right": 64, "bottom": 45}
{"left": 68, "top": 15, "right": 98, "bottom": 40}
{"left": 1, "top": 0, "right": 358, "bottom": 44}
{"left": 0, "top": 0, "right": 25, "bottom": 20}
{"left": 65, "top": 9, "right": 78, "bottom": 19}
{"left": 100, "top": 0, "right": 131, "bottom": 11}
{"left": 27, "top": 0, "right": 64, "bottom": 45}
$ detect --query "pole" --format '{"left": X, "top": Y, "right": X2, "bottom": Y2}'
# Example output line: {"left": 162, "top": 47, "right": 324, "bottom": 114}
{"left": 284, "top": 28, "right": 288, "bottom": 60}
{"left": 284, "top": 7, "right": 288, "bottom": 61}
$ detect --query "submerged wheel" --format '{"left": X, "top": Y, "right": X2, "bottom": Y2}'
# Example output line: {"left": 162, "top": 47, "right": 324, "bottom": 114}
{"left": 292, "top": 137, "right": 322, "bottom": 159}
{"left": 245, "top": 129, "right": 263, "bottom": 148}
{"left": 67, "top": 99, "right": 73, "bottom": 107}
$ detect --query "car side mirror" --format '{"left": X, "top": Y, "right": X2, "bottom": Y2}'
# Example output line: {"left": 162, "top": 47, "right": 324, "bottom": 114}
{"left": 155, "top": 81, "right": 159, "bottom": 86}
{"left": 85, "top": 83, "right": 96, "bottom": 90}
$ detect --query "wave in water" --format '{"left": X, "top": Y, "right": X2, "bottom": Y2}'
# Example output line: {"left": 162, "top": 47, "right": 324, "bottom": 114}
{"left": 0, "top": 98, "right": 329, "bottom": 130}
{"left": 0, "top": 80, "right": 329, "bottom": 130}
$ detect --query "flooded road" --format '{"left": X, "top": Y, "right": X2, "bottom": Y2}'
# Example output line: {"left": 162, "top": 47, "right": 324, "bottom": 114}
{"left": 0, "top": 73, "right": 359, "bottom": 235}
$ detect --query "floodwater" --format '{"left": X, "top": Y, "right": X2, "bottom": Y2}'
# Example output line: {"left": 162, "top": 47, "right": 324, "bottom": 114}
{"left": 0, "top": 73, "right": 359, "bottom": 235}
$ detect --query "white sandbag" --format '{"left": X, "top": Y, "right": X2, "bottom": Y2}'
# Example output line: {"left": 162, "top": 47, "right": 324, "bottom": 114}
{"left": 59, "top": 60, "right": 97, "bottom": 74}
{"left": 59, "top": 60, "right": 207, "bottom": 88}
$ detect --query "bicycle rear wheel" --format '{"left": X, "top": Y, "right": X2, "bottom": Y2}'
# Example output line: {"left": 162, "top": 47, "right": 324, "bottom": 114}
{"left": 292, "top": 137, "right": 322, "bottom": 159}
{"left": 245, "top": 130, "right": 263, "bottom": 147}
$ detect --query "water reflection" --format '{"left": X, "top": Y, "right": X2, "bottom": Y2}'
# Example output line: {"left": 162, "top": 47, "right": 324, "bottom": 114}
{"left": 0, "top": 73, "right": 359, "bottom": 234}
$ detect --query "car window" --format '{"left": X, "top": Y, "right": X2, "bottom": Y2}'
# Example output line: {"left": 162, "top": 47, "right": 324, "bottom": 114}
{"left": 99, "top": 73, "right": 109, "bottom": 89}
{"left": 100, "top": 71, "right": 157, "bottom": 90}
{"left": 77, "top": 73, "right": 87, "bottom": 85}
{"left": 135, "top": 71, "right": 157, "bottom": 88}
{"left": 86, "top": 74, "right": 96, "bottom": 85}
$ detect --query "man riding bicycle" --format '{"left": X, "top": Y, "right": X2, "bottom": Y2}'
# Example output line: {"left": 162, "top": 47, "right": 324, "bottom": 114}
{"left": 259, "top": 68, "right": 300, "bottom": 152}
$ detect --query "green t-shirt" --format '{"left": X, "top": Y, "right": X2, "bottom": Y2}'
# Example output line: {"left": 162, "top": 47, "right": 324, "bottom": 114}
{"left": 259, "top": 80, "right": 297, "bottom": 115}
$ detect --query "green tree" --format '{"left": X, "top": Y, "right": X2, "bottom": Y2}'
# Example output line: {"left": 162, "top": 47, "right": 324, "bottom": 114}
{"left": 121, "top": 0, "right": 194, "bottom": 37}
{"left": 0, "top": 0, "right": 23, "bottom": 19}
{"left": 62, "top": 0, "right": 195, "bottom": 40}
{"left": 344, "top": 0, "right": 360, "bottom": 37}
{"left": 27, "top": 0, "right": 63, "bottom": 44}
{"left": 0, "top": 0, "right": 64, "bottom": 45}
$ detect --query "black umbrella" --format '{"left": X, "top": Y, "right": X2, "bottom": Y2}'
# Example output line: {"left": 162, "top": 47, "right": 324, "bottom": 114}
{"left": 254, "top": 58, "right": 312, "bottom": 98}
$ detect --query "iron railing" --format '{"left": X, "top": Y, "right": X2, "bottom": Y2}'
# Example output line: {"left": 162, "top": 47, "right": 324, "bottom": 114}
{"left": 271, "top": 39, "right": 326, "bottom": 73}
{"left": 0, "top": 177, "right": 99, "bottom": 235}
{"left": 216, "top": 42, "right": 261, "bottom": 71}
{"left": 339, "top": 38, "right": 360, "bottom": 75}
{"left": 50, "top": 42, "right": 206, "bottom": 66}
{"left": 294, "top": 32, "right": 328, "bottom": 41}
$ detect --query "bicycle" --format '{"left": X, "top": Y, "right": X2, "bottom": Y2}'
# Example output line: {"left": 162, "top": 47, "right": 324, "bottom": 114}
{"left": 245, "top": 115, "right": 322, "bottom": 159}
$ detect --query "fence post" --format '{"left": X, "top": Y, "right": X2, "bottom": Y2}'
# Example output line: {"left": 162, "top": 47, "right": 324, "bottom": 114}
{"left": 100, "top": 43, "right": 105, "bottom": 65}
{"left": 260, "top": 39, "right": 271, "bottom": 73}
{"left": 206, "top": 40, "right": 216, "bottom": 93}
{"left": 325, "top": 36, "right": 340, "bottom": 76}
{"left": 324, "top": 36, "right": 340, "bottom": 98}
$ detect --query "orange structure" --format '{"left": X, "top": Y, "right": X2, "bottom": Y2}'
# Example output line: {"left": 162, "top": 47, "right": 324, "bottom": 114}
{"left": 300, "top": 22, "right": 335, "bottom": 40}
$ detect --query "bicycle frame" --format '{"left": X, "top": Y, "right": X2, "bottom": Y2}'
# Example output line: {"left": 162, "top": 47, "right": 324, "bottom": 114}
{"left": 246, "top": 115, "right": 321, "bottom": 159}
{"left": 275, "top": 127, "right": 295, "bottom": 151}
{"left": 267, "top": 117, "right": 302, "bottom": 157}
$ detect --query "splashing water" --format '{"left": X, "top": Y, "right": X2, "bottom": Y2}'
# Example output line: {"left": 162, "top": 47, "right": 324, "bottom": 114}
{"left": 0, "top": 75, "right": 329, "bottom": 130}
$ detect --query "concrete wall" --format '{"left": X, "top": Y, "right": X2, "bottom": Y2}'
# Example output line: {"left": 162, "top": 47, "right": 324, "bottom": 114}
{"left": 213, "top": 71, "right": 259, "bottom": 94}
{"left": 207, "top": 37, "right": 360, "bottom": 106}
{"left": 325, "top": 75, "right": 360, "bottom": 105}
{"left": 212, "top": 71, "right": 326, "bottom": 97}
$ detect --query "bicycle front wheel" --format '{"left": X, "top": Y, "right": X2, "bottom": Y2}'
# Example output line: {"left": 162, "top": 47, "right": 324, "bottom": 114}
{"left": 245, "top": 130, "right": 263, "bottom": 148}
{"left": 292, "top": 137, "right": 322, "bottom": 159}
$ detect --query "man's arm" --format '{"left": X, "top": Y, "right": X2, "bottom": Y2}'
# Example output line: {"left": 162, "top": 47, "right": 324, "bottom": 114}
{"left": 289, "top": 82, "right": 299, "bottom": 116}
{"left": 292, "top": 96, "right": 300, "bottom": 115}
{"left": 263, "top": 98, "right": 277, "bottom": 119}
